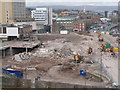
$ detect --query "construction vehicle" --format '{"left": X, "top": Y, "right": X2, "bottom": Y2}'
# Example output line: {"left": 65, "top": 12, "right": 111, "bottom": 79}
{"left": 100, "top": 44, "right": 114, "bottom": 52}
{"left": 98, "top": 38, "right": 104, "bottom": 42}
{"left": 109, "top": 46, "right": 114, "bottom": 52}
{"left": 74, "top": 54, "right": 81, "bottom": 63}
{"left": 87, "top": 47, "right": 93, "bottom": 54}
{"left": 100, "top": 44, "right": 106, "bottom": 52}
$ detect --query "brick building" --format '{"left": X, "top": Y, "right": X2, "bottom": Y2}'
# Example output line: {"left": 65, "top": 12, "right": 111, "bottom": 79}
{"left": 52, "top": 19, "right": 86, "bottom": 33}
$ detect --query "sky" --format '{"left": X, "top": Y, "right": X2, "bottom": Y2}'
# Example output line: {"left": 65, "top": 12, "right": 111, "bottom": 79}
{"left": 26, "top": 0, "right": 120, "bottom": 6}
{"left": 26, "top": 0, "right": 119, "bottom": 2}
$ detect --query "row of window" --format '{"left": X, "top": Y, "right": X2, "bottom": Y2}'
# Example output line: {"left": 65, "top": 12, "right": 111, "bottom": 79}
{"left": 33, "top": 15, "right": 45, "bottom": 17}
{"left": 36, "top": 10, "right": 46, "bottom": 12}
{"left": 57, "top": 22, "right": 85, "bottom": 25}
{"left": 0, "top": 27, "right": 6, "bottom": 34}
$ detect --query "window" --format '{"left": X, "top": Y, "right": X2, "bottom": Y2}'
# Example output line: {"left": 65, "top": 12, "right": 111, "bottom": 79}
{"left": 0, "top": 27, "right": 2, "bottom": 33}
{"left": 3, "top": 27, "right": 6, "bottom": 34}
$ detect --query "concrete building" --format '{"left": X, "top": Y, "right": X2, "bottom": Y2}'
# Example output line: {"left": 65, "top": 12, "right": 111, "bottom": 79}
{"left": 31, "top": 8, "right": 52, "bottom": 25}
{"left": 13, "top": 0, "right": 26, "bottom": 19}
{"left": 14, "top": 18, "right": 37, "bottom": 30}
{"left": 0, "top": 0, "right": 14, "bottom": 24}
{"left": 0, "top": 24, "right": 32, "bottom": 40}
{"left": 0, "top": 0, "right": 26, "bottom": 24}
{"left": 105, "top": 11, "right": 108, "bottom": 18}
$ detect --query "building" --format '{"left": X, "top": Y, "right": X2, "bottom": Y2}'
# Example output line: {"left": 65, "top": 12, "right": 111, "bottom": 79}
{"left": 58, "top": 11, "right": 70, "bottom": 17}
{"left": 13, "top": 0, "right": 26, "bottom": 19}
{"left": 52, "top": 17, "right": 86, "bottom": 33}
{"left": 100, "top": 18, "right": 111, "bottom": 23}
{"left": 0, "top": 0, "right": 14, "bottom": 24}
{"left": 73, "top": 21, "right": 86, "bottom": 32}
{"left": 0, "top": 0, "right": 26, "bottom": 24}
{"left": 14, "top": 18, "right": 37, "bottom": 30}
{"left": 31, "top": 8, "right": 52, "bottom": 25}
{"left": 112, "top": 10, "right": 118, "bottom": 16}
{"left": 105, "top": 11, "right": 108, "bottom": 18}
{"left": 0, "top": 24, "right": 32, "bottom": 40}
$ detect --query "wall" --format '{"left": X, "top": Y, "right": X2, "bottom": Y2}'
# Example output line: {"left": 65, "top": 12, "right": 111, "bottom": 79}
{"left": 1, "top": 77, "right": 111, "bottom": 88}
{"left": 15, "top": 21, "right": 37, "bottom": 30}
{"left": 2, "top": 77, "right": 31, "bottom": 88}
{"left": 35, "top": 80, "right": 108, "bottom": 88}
{"left": 7, "top": 27, "right": 19, "bottom": 37}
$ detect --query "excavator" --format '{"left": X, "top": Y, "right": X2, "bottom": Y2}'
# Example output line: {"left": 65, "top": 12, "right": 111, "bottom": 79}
{"left": 87, "top": 47, "right": 93, "bottom": 54}
{"left": 98, "top": 38, "right": 104, "bottom": 42}
{"left": 74, "top": 54, "right": 81, "bottom": 63}
{"left": 100, "top": 44, "right": 106, "bottom": 52}
{"left": 100, "top": 44, "right": 114, "bottom": 52}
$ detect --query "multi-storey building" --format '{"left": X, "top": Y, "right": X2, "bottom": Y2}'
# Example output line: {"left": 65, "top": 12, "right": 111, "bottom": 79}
{"left": 31, "top": 8, "right": 52, "bottom": 25}
{"left": 0, "top": 0, "right": 26, "bottom": 24}
{"left": 52, "top": 19, "right": 86, "bottom": 33}
{"left": 73, "top": 21, "right": 86, "bottom": 32}
{"left": 0, "top": 24, "right": 32, "bottom": 40}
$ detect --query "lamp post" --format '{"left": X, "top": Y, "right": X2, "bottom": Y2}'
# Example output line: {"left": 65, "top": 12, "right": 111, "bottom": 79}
{"left": 100, "top": 50, "right": 103, "bottom": 82}
{"left": 26, "top": 46, "right": 28, "bottom": 54}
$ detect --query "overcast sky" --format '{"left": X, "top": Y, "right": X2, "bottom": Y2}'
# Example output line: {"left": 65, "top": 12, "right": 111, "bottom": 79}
{"left": 25, "top": 0, "right": 120, "bottom": 6}
{"left": 26, "top": 0, "right": 119, "bottom": 2}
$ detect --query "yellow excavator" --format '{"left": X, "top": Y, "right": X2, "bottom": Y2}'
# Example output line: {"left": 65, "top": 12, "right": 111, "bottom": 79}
{"left": 74, "top": 54, "right": 81, "bottom": 63}
{"left": 87, "top": 47, "right": 93, "bottom": 54}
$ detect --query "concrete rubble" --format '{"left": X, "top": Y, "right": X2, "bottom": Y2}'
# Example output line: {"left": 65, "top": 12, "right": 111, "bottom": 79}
{"left": 3, "top": 32, "right": 119, "bottom": 86}
{"left": 13, "top": 52, "right": 33, "bottom": 61}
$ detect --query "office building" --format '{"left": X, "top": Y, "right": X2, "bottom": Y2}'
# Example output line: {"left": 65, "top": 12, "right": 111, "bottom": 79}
{"left": 31, "top": 8, "right": 52, "bottom": 25}
{"left": 0, "top": 24, "right": 32, "bottom": 40}
{"left": 0, "top": 0, "right": 26, "bottom": 24}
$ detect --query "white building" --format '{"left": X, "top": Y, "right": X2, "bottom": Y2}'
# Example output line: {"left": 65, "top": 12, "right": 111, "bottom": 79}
{"left": 31, "top": 8, "right": 52, "bottom": 25}
{"left": 0, "top": 25, "right": 19, "bottom": 40}
{"left": 100, "top": 18, "right": 111, "bottom": 22}
{"left": 0, "top": 24, "right": 32, "bottom": 40}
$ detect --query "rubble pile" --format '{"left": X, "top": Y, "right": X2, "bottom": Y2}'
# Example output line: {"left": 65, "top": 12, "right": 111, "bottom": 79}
{"left": 33, "top": 44, "right": 73, "bottom": 60}
{"left": 59, "top": 62, "right": 76, "bottom": 72}
{"left": 49, "top": 45, "right": 73, "bottom": 60}
{"left": 12, "top": 52, "right": 33, "bottom": 62}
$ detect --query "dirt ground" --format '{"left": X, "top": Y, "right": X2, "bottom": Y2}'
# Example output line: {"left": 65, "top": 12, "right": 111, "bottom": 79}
{"left": 2, "top": 32, "right": 119, "bottom": 86}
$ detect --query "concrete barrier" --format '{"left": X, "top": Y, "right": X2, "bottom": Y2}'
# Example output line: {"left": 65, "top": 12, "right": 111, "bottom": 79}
{"left": 2, "top": 77, "right": 31, "bottom": 88}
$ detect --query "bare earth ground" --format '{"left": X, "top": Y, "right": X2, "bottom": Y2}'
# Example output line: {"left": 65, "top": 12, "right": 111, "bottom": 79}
{"left": 2, "top": 32, "right": 119, "bottom": 86}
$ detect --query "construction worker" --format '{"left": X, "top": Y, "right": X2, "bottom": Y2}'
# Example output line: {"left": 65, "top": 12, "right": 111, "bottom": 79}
{"left": 88, "top": 47, "right": 93, "bottom": 54}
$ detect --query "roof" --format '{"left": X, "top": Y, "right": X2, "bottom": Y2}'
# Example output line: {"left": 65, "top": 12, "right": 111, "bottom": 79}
{"left": 57, "top": 20, "right": 86, "bottom": 24}
{"left": 73, "top": 20, "right": 86, "bottom": 23}
{"left": 56, "top": 18, "right": 74, "bottom": 21}
{"left": 56, "top": 16, "right": 77, "bottom": 21}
